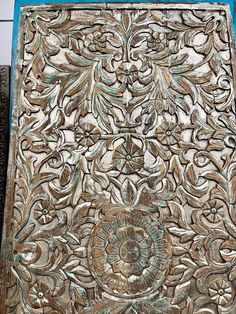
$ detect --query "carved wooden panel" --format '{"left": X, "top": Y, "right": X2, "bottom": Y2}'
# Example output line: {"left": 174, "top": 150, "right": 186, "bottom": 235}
{"left": 0, "top": 3, "right": 236, "bottom": 313}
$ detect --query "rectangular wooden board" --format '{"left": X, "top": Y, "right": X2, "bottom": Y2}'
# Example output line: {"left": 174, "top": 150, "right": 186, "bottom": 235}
{"left": 0, "top": 3, "right": 236, "bottom": 314}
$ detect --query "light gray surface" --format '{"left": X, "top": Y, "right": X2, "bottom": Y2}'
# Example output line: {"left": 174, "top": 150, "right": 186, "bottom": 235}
{"left": 0, "top": 0, "right": 14, "bottom": 19}
{"left": 0, "top": 22, "right": 13, "bottom": 65}
{"left": 0, "top": 0, "right": 14, "bottom": 65}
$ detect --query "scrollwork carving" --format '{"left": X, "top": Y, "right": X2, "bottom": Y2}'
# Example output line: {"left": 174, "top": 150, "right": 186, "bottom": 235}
{"left": 0, "top": 3, "right": 235, "bottom": 314}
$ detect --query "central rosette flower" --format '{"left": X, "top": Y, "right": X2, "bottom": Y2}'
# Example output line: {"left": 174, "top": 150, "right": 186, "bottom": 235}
{"left": 88, "top": 208, "right": 171, "bottom": 298}
{"left": 106, "top": 225, "right": 151, "bottom": 278}
{"left": 119, "top": 239, "right": 140, "bottom": 263}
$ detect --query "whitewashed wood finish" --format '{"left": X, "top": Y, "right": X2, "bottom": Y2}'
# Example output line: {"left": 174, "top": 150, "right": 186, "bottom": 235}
{"left": 0, "top": 3, "right": 236, "bottom": 314}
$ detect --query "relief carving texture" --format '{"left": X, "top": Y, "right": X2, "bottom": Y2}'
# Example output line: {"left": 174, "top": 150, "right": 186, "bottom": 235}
{"left": 0, "top": 3, "right": 236, "bottom": 314}
{"left": 0, "top": 66, "right": 9, "bottom": 244}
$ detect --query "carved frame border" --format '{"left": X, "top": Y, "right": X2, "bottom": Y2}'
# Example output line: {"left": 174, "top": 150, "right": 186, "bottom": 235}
{"left": 0, "top": 66, "right": 10, "bottom": 245}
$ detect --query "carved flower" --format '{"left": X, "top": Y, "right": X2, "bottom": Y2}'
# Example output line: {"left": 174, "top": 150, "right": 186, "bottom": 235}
{"left": 113, "top": 139, "right": 144, "bottom": 174}
{"left": 147, "top": 31, "right": 167, "bottom": 51}
{"left": 208, "top": 279, "right": 232, "bottom": 305}
{"left": 28, "top": 282, "right": 51, "bottom": 308}
{"left": 75, "top": 122, "right": 101, "bottom": 147}
{"left": 106, "top": 225, "right": 152, "bottom": 278}
{"left": 34, "top": 199, "right": 56, "bottom": 224}
{"left": 84, "top": 31, "right": 106, "bottom": 52}
{"left": 156, "top": 122, "right": 181, "bottom": 145}
{"left": 203, "top": 200, "right": 224, "bottom": 223}
{"left": 116, "top": 62, "right": 139, "bottom": 84}
{"left": 89, "top": 208, "right": 171, "bottom": 297}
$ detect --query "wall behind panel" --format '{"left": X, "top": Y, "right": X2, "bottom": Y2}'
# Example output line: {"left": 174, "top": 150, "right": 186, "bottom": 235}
{"left": 0, "top": 0, "right": 14, "bottom": 65}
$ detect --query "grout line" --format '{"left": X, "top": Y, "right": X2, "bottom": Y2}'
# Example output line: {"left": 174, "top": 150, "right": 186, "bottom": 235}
{"left": 0, "top": 20, "right": 13, "bottom": 22}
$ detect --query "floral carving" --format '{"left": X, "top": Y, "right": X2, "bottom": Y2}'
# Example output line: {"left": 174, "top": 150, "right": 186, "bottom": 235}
{"left": 0, "top": 3, "right": 235, "bottom": 314}
{"left": 203, "top": 199, "right": 224, "bottom": 223}
{"left": 75, "top": 122, "right": 101, "bottom": 147}
{"left": 84, "top": 31, "right": 106, "bottom": 53}
{"left": 208, "top": 279, "right": 233, "bottom": 305}
{"left": 156, "top": 122, "right": 182, "bottom": 145}
{"left": 89, "top": 208, "right": 171, "bottom": 297}
{"left": 113, "top": 139, "right": 144, "bottom": 174}
{"left": 116, "top": 63, "right": 139, "bottom": 84}
{"left": 34, "top": 199, "right": 56, "bottom": 224}
{"left": 147, "top": 31, "right": 167, "bottom": 51}
{"left": 28, "top": 282, "right": 51, "bottom": 308}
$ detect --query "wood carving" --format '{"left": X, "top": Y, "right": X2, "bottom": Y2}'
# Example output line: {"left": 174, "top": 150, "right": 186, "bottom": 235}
{"left": 0, "top": 66, "right": 9, "bottom": 244}
{"left": 0, "top": 3, "right": 236, "bottom": 314}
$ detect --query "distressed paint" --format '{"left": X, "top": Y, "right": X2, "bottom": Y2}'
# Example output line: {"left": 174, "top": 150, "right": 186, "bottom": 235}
{"left": 1, "top": 3, "right": 236, "bottom": 314}
{"left": 9, "top": 0, "right": 236, "bottom": 121}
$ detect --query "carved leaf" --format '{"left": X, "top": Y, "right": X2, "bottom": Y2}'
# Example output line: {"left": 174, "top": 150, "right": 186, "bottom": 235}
{"left": 1, "top": 4, "right": 235, "bottom": 314}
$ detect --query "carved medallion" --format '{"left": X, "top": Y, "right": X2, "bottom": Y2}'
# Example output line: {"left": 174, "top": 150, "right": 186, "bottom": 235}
{"left": 88, "top": 208, "right": 171, "bottom": 298}
{"left": 0, "top": 3, "right": 236, "bottom": 314}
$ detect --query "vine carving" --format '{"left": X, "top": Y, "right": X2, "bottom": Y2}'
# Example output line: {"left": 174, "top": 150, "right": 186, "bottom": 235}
{"left": 1, "top": 3, "right": 236, "bottom": 314}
